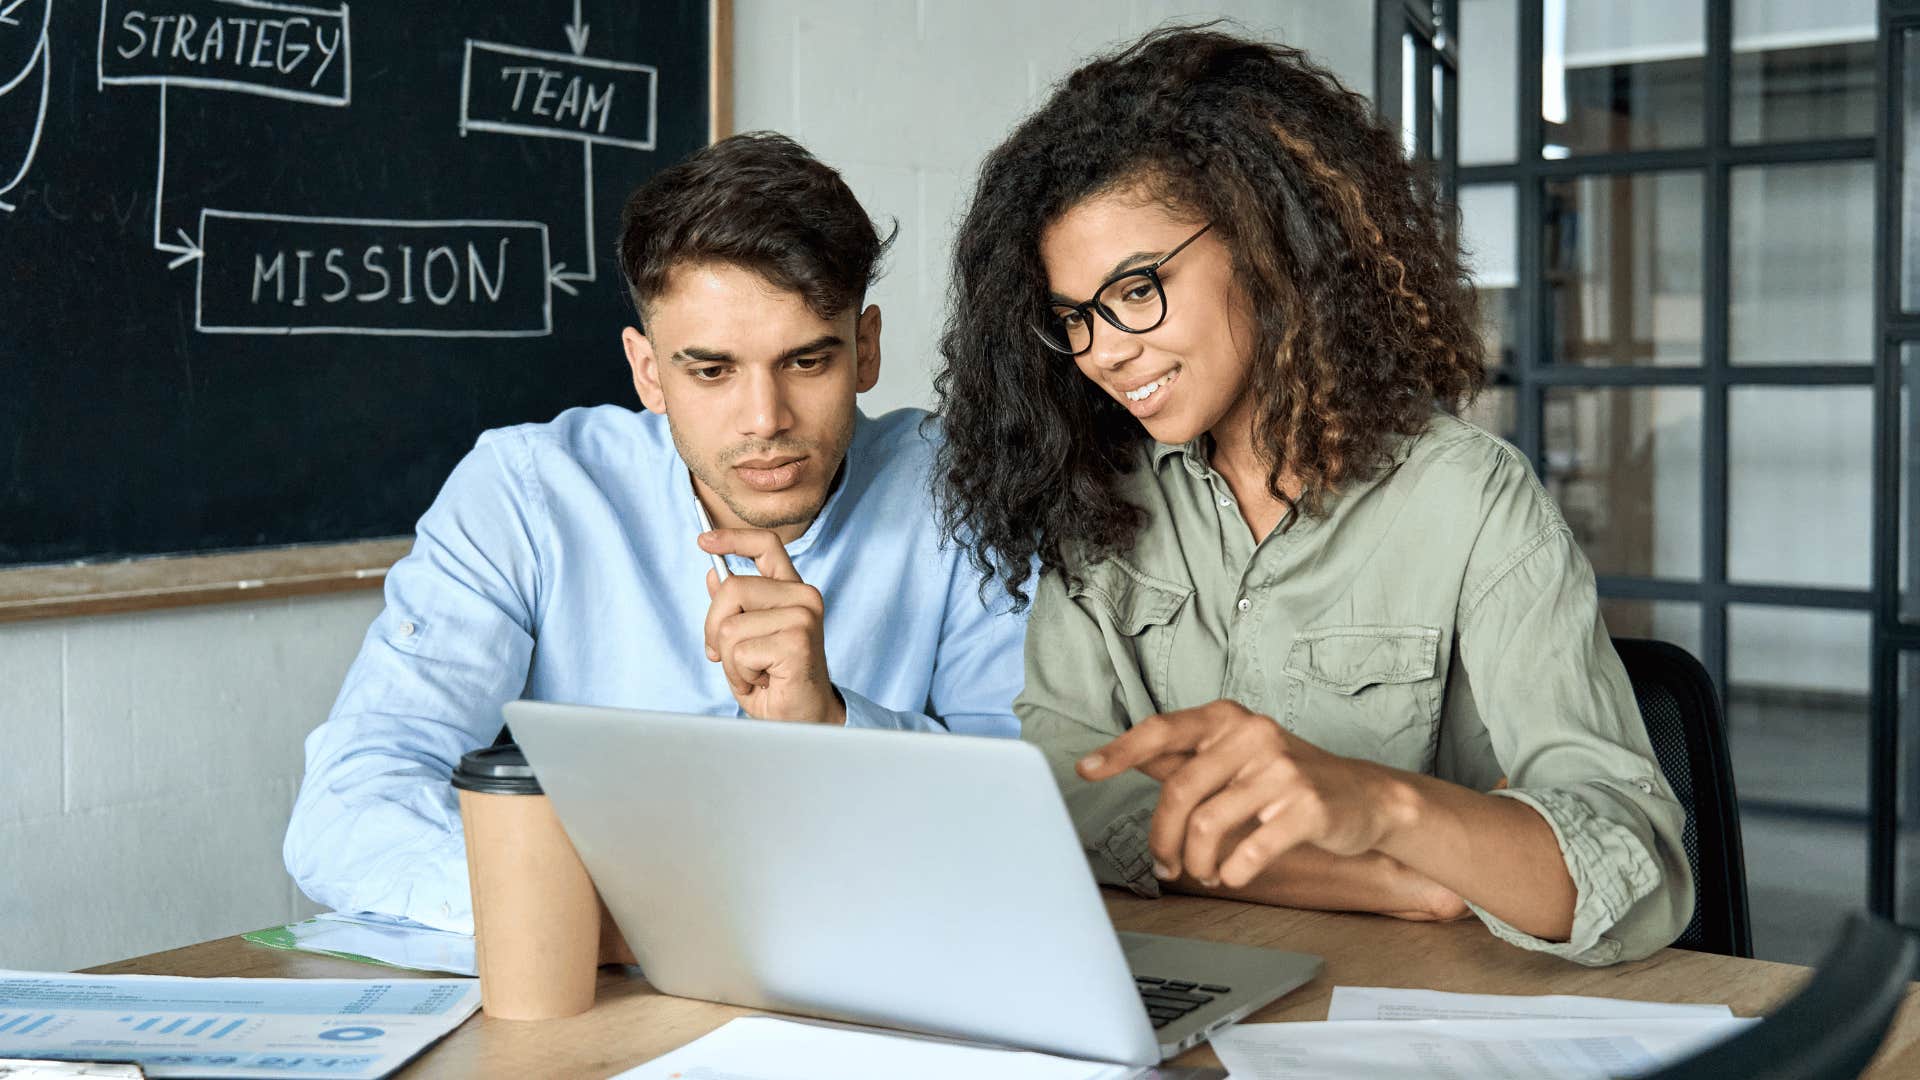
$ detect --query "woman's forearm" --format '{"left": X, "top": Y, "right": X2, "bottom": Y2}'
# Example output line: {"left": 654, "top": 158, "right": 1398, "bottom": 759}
{"left": 1171, "top": 836, "right": 1467, "bottom": 921}
{"left": 1372, "top": 769, "right": 1576, "bottom": 941}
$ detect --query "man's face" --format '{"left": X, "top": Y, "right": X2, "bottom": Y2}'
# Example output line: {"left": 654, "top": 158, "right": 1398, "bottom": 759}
{"left": 623, "top": 263, "right": 882, "bottom": 542}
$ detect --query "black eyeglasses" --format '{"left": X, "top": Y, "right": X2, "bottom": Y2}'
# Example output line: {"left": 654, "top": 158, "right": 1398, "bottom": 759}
{"left": 1033, "top": 223, "right": 1213, "bottom": 356}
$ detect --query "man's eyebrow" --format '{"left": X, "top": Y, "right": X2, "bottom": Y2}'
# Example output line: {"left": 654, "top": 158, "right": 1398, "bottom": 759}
{"left": 669, "top": 346, "right": 732, "bottom": 365}
{"left": 669, "top": 335, "right": 844, "bottom": 366}
{"left": 775, "top": 334, "right": 844, "bottom": 362}
{"left": 1048, "top": 250, "right": 1164, "bottom": 304}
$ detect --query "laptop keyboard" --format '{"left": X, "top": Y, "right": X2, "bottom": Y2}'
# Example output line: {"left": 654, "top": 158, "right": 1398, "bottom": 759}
{"left": 1135, "top": 975, "right": 1232, "bottom": 1029}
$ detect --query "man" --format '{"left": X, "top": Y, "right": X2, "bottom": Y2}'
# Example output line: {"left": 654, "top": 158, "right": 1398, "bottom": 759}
{"left": 284, "top": 133, "right": 1026, "bottom": 932}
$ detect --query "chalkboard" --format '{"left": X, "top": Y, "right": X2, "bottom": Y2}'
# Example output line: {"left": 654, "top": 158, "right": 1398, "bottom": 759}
{"left": 0, "top": 0, "right": 722, "bottom": 566}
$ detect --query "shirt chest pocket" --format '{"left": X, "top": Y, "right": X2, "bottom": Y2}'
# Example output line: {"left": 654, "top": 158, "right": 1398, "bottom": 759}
{"left": 1282, "top": 625, "right": 1444, "bottom": 771}
{"left": 1068, "top": 560, "right": 1194, "bottom": 713}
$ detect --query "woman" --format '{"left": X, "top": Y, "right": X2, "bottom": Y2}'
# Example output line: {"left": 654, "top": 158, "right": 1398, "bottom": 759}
{"left": 934, "top": 27, "right": 1690, "bottom": 965}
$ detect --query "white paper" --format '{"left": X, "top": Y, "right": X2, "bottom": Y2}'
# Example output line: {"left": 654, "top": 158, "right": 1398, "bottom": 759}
{"left": 0, "top": 970, "right": 479, "bottom": 1079}
{"left": 295, "top": 913, "right": 478, "bottom": 977}
{"left": 0, "top": 1063, "right": 146, "bottom": 1078}
{"left": 1210, "top": 1017, "right": 1753, "bottom": 1080}
{"left": 612, "top": 1016, "right": 1143, "bottom": 1080}
{"left": 1327, "top": 987, "right": 1734, "bottom": 1022}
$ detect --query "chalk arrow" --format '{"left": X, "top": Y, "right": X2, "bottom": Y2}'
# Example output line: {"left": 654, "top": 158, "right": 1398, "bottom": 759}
{"left": 548, "top": 262, "right": 580, "bottom": 297}
{"left": 564, "top": 0, "right": 589, "bottom": 55}
{"left": 150, "top": 86, "right": 202, "bottom": 267}
{"left": 0, "top": 0, "right": 26, "bottom": 28}
{"left": 156, "top": 227, "right": 202, "bottom": 269}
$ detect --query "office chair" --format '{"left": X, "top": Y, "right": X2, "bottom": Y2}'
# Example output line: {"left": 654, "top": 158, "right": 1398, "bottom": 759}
{"left": 1639, "top": 912, "right": 1917, "bottom": 1080}
{"left": 1614, "top": 637, "right": 1753, "bottom": 958}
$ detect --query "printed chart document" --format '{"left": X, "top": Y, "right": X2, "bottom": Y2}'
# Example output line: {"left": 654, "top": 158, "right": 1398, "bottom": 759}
{"left": 612, "top": 1016, "right": 1152, "bottom": 1080}
{"left": 1210, "top": 1016, "right": 1753, "bottom": 1080}
{"left": 1326, "top": 987, "right": 1734, "bottom": 1022}
{"left": 0, "top": 971, "right": 479, "bottom": 1079}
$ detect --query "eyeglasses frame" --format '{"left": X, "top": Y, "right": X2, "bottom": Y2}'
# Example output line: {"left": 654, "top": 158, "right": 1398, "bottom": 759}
{"left": 1032, "top": 222, "right": 1215, "bottom": 357}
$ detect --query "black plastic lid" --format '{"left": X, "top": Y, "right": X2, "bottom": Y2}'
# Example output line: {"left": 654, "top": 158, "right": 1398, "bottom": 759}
{"left": 451, "top": 744, "right": 543, "bottom": 795}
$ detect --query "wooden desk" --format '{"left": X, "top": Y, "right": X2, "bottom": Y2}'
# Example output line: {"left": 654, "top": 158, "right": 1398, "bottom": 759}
{"left": 86, "top": 892, "right": 1920, "bottom": 1077}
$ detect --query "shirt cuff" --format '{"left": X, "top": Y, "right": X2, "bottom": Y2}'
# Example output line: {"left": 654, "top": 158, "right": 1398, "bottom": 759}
{"left": 400, "top": 872, "right": 476, "bottom": 935}
{"left": 1467, "top": 786, "right": 1663, "bottom": 966}
{"left": 839, "top": 687, "right": 945, "bottom": 732}
{"left": 312, "top": 832, "right": 475, "bottom": 935}
{"left": 1088, "top": 806, "right": 1164, "bottom": 898}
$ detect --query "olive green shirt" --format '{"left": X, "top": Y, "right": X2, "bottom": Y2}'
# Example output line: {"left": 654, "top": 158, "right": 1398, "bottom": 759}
{"left": 1018, "top": 412, "right": 1692, "bottom": 966}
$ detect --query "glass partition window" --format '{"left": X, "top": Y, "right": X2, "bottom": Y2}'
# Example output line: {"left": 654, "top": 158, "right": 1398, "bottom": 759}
{"left": 1904, "top": 29, "right": 1920, "bottom": 312}
{"left": 1898, "top": 652, "right": 1920, "bottom": 927}
{"left": 1545, "top": 388, "right": 1703, "bottom": 579}
{"left": 1733, "top": 602, "right": 1870, "bottom": 968}
{"left": 1460, "top": 0, "right": 1518, "bottom": 164}
{"left": 1729, "top": 604, "right": 1871, "bottom": 812}
{"left": 1459, "top": 184, "right": 1518, "bottom": 367}
{"left": 1732, "top": 0, "right": 1876, "bottom": 143}
{"left": 1545, "top": 0, "right": 1706, "bottom": 156}
{"left": 1546, "top": 172, "right": 1705, "bottom": 367}
{"left": 1729, "top": 387, "right": 1872, "bottom": 589}
{"left": 1905, "top": 345, "right": 1920, "bottom": 621}
{"left": 1730, "top": 162, "right": 1874, "bottom": 365}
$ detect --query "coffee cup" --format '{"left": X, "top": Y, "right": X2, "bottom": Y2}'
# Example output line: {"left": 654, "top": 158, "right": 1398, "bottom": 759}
{"left": 453, "top": 744, "right": 600, "bottom": 1020}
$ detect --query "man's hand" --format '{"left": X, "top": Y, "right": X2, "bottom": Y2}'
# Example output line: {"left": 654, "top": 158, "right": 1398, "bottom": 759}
{"left": 699, "top": 528, "right": 844, "bottom": 726}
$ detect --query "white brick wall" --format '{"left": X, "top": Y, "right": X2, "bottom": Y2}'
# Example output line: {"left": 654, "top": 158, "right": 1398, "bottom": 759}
{"left": 0, "top": 594, "right": 376, "bottom": 971}
{"left": 0, "top": 4, "right": 1375, "bottom": 973}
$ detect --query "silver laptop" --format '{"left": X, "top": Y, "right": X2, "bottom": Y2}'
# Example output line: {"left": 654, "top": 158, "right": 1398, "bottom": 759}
{"left": 505, "top": 701, "right": 1321, "bottom": 1066}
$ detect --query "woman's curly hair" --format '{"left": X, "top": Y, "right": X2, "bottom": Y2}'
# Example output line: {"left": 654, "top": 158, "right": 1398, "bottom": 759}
{"left": 933, "top": 25, "right": 1485, "bottom": 608}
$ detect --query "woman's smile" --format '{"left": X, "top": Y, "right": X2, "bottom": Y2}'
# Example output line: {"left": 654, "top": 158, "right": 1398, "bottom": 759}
{"left": 1118, "top": 366, "right": 1180, "bottom": 416}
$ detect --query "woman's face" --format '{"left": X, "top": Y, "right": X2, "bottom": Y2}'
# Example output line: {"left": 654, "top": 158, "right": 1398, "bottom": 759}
{"left": 1038, "top": 187, "right": 1256, "bottom": 447}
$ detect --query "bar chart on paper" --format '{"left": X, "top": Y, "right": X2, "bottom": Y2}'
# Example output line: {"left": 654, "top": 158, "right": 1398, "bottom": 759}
{"left": 116, "top": 1015, "right": 250, "bottom": 1039}
{"left": 0, "top": 1013, "right": 55, "bottom": 1035}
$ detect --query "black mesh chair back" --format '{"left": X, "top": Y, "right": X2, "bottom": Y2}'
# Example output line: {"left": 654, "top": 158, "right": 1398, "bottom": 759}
{"left": 1640, "top": 913, "right": 1917, "bottom": 1080}
{"left": 1613, "top": 637, "right": 1753, "bottom": 958}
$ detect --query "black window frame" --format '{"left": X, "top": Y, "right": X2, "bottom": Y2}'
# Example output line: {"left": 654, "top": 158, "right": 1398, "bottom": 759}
{"left": 1378, "top": 0, "right": 1462, "bottom": 200}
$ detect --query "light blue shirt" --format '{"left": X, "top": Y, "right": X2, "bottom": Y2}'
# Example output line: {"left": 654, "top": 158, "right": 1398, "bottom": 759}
{"left": 284, "top": 405, "right": 1027, "bottom": 932}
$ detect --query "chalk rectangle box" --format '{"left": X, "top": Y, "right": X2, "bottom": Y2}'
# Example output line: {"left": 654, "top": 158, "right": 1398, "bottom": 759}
{"left": 196, "top": 210, "right": 554, "bottom": 337}
{"left": 461, "top": 40, "right": 657, "bottom": 150}
{"left": 97, "top": 0, "right": 352, "bottom": 106}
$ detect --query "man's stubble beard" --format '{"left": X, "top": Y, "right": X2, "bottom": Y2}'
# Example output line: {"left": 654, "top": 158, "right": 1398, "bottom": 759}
{"left": 670, "top": 410, "right": 857, "bottom": 532}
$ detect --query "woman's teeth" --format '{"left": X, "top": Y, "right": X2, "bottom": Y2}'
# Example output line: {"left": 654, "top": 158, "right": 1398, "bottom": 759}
{"left": 1124, "top": 369, "right": 1178, "bottom": 402}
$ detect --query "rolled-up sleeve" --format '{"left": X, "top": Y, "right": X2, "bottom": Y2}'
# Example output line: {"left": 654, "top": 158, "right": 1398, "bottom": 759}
{"left": 1017, "top": 568, "right": 1165, "bottom": 895}
{"left": 1453, "top": 523, "right": 1694, "bottom": 965}
{"left": 284, "top": 434, "right": 543, "bottom": 933}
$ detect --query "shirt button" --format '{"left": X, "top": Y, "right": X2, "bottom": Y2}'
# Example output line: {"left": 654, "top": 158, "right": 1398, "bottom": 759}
{"left": 398, "top": 620, "right": 416, "bottom": 637}
{"left": 1236, "top": 597, "right": 1251, "bottom": 613}
{"left": 1219, "top": 496, "right": 1232, "bottom": 507}
{"left": 1635, "top": 779, "right": 1654, "bottom": 795}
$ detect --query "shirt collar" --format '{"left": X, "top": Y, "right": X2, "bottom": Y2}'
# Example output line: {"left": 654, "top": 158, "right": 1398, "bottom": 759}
{"left": 1148, "top": 422, "right": 1423, "bottom": 482}
{"left": 1150, "top": 435, "right": 1205, "bottom": 473}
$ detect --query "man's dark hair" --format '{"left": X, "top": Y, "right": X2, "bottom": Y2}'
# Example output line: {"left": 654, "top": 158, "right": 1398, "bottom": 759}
{"left": 617, "top": 132, "right": 894, "bottom": 328}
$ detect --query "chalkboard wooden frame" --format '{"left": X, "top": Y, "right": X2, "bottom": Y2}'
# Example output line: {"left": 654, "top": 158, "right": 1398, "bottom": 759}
{"left": 0, "top": 0, "right": 735, "bottom": 622}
